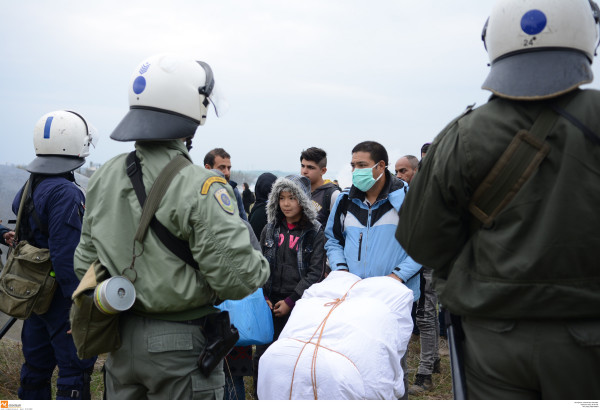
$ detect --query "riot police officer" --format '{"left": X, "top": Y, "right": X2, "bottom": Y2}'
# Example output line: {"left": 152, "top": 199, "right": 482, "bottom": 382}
{"left": 397, "top": 0, "right": 600, "bottom": 399}
{"left": 13, "top": 110, "right": 99, "bottom": 399}
{"left": 73, "top": 54, "right": 269, "bottom": 400}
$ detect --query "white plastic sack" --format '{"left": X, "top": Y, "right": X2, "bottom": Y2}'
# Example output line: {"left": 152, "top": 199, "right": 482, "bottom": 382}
{"left": 258, "top": 270, "right": 414, "bottom": 400}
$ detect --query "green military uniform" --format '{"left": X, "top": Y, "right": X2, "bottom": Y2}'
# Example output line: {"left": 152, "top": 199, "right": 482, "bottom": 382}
{"left": 74, "top": 140, "right": 270, "bottom": 399}
{"left": 396, "top": 89, "right": 600, "bottom": 399}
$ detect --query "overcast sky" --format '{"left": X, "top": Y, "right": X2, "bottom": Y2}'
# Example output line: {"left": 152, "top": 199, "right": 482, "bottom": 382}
{"left": 3, "top": 0, "right": 600, "bottom": 188}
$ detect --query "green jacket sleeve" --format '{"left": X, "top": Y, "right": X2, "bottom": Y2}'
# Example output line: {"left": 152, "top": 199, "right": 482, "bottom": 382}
{"left": 188, "top": 180, "right": 270, "bottom": 301}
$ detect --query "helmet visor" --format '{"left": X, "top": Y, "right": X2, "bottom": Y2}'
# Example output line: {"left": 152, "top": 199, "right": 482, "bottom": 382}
{"left": 80, "top": 124, "right": 99, "bottom": 157}
{"left": 207, "top": 82, "right": 229, "bottom": 118}
{"left": 87, "top": 124, "right": 99, "bottom": 149}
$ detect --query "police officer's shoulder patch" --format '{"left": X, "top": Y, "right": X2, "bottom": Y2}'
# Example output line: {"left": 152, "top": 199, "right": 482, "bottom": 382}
{"left": 201, "top": 176, "right": 228, "bottom": 195}
{"left": 214, "top": 188, "right": 235, "bottom": 214}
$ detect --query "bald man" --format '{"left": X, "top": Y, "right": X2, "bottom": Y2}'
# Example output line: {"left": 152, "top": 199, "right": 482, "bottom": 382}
{"left": 395, "top": 155, "right": 418, "bottom": 184}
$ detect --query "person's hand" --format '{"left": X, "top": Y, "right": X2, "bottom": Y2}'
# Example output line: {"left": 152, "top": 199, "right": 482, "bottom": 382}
{"left": 273, "top": 300, "right": 291, "bottom": 317}
{"left": 266, "top": 299, "right": 273, "bottom": 310}
{"left": 3, "top": 231, "right": 15, "bottom": 247}
{"left": 387, "top": 273, "right": 403, "bottom": 283}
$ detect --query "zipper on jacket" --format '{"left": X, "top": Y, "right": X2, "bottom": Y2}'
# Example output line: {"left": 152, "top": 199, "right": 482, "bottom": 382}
{"left": 358, "top": 232, "right": 363, "bottom": 261}
{"left": 363, "top": 208, "right": 372, "bottom": 267}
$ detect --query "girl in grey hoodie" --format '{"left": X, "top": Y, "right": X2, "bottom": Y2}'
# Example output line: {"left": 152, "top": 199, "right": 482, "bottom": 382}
{"left": 253, "top": 175, "right": 326, "bottom": 395}
{"left": 260, "top": 174, "right": 326, "bottom": 334}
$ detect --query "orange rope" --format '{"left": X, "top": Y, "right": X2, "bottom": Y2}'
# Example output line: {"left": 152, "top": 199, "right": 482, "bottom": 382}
{"left": 288, "top": 279, "right": 361, "bottom": 400}
{"left": 289, "top": 338, "right": 360, "bottom": 372}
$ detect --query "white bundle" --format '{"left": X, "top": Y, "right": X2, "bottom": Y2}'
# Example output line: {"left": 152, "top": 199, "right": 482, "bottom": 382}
{"left": 258, "top": 270, "right": 414, "bottom": 400}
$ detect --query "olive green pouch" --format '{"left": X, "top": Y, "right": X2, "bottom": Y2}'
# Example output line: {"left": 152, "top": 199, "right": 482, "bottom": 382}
{"left": 70, "top": 260, "right": 121, "bottom": 360}
{"left": 0, "top": 241, "right": 56, "bottom": 319}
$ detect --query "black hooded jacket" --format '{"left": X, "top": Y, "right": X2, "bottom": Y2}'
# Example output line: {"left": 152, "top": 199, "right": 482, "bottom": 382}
{"left": 260, "top": 176, "right": 325, "bottom": 307}
{"left": 249, "top": 172, "right": 277, "bottom": 238}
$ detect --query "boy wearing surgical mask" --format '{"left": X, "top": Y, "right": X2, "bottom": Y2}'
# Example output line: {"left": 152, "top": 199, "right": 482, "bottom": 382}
{"left": 324, "top": 140, "right": 422, "bottom": 399}
{"left": 324, "top": 140, "right": 421, "bottom": 306}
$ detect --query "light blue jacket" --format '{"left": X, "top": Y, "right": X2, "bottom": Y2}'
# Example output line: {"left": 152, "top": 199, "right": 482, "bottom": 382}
{"left": 325, "top": 170, "right": 421, "bottom": 301}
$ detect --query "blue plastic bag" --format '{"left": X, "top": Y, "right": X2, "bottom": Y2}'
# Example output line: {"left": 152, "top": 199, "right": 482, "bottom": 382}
{"left": 216, "top": 288, "right": 274, "bottom": 346}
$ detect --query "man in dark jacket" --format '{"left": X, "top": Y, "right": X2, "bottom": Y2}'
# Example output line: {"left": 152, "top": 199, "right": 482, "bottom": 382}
{"left": 397, "top": 0, "right": 600, "bottom": 399}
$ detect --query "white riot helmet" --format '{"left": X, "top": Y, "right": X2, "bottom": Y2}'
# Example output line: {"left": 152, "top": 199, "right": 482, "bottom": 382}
{"left": 27, "top": 110, "right": 98, "bottom": 174}
{"left": 482, "top": 0, "right": 600, "bottom": 100}
{"left": 110, "top": 54, "right": 228, "bottom": 142}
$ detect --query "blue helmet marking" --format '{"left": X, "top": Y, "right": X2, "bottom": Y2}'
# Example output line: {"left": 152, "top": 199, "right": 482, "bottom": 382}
{"left": 44, "top": 116, "right": 54, "bottom": 139}
{"left": 521, "top": 9, "right": 547, "bottom": 35}
{"left": 133, "top": 76, "right": 147, "bottom": 95}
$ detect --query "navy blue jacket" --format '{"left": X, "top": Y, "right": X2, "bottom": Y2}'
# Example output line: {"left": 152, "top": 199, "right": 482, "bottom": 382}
{"left": 12, "top": 176, "right": 85, "bottom": 299}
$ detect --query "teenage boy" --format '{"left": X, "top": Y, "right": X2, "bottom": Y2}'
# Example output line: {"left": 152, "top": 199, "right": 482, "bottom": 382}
{"left": 300, "top": 147, "right": 340, "bottom": 227}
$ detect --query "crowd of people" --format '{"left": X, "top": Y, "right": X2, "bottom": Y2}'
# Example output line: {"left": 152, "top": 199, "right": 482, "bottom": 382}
{"left": 1, "top": 0, "right": 599, "bottom": 401}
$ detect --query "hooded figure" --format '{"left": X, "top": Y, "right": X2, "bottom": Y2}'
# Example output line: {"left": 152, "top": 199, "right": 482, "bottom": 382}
{"left": 248, "top": 172, "right": 277, "bottom": 238}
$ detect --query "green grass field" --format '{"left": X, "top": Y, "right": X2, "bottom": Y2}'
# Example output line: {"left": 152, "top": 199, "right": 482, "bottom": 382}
{"left": 0, "top": 334, "right": 453, "bottom": 400}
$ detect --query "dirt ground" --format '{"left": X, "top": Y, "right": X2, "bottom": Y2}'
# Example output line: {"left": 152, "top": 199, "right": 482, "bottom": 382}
{"left": 0, "top": 313, "right": 22, "bottom": 342}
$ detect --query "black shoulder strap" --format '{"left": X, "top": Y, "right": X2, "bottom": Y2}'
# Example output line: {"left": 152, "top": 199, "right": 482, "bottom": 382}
{"left": 16, "top": 175, "right": 48, "bottom": 243}
{"left": 331, "top": 192, "right": 350, "bottom": 248}
{"left": 337, "top": 192, "right": 350, "bottom": 217}
{"left": 27, "top": 177, "right": 48, "bottom": 238}
{"left": 551, "top": 103, "right": 600, "bottom": 145}
{"left": 14, "top": 179, "right": 31, "bottom": 242}
{"left": 126, "top": 151, "right": 199, "bottom": 270}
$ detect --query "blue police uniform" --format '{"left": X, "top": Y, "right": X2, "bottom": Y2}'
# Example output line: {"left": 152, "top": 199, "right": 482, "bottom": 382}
{"left": 12, "top": 175, "right": 96, "bottom": 400}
